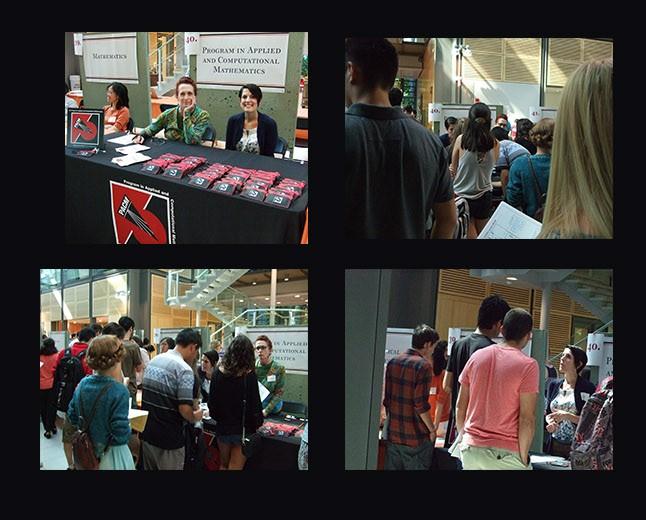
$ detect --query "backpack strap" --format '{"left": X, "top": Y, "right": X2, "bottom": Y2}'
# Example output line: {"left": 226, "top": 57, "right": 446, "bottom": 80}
{"left": 79, "top": 381, "right": 114, "bottom": 433}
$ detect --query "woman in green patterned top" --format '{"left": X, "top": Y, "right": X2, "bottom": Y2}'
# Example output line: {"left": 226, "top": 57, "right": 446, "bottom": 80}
{"left": 134, "top": 77, "right": 211, "bottom": 145}
{"left": 254, "top": 335, "right": 285, "bottom": 417}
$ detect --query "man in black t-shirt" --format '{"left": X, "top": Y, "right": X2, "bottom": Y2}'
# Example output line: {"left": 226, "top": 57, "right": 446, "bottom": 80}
{"left": 345, "top": 38, "right": 457, "bottom": 239}
{"left": 443, "top": 294, "right": 511, "bottom": 445}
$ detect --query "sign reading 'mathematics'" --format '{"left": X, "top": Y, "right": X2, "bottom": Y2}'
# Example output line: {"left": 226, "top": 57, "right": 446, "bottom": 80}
{"left": 197, "top": 33, "right": 290, "bottom": 93}
{"left": 83, "top": 32, "right": 139, "bottom": 84}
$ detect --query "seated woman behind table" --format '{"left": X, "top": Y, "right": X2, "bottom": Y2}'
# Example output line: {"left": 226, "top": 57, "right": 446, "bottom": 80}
{"left": 134, "top": 77, "right": 210, "bottom": 145}
{"left": 225, "top": 84, "right": 278, "bottom": 157}
{"left": 103, "top": 82, "right": 131, "bottom": 135}
{"left": 254, "top": 335, "right": 286, "bottom": 417}
{"left": 544, "top": 345, "right": 596, "bottom": 459}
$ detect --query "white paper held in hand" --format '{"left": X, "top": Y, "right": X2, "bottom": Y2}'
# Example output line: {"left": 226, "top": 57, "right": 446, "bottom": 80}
{"left": 258, "top": 381, "right": 270, "bottom": 402}
{"left": 477, "top": 201, "right": 542, "bottom": 239}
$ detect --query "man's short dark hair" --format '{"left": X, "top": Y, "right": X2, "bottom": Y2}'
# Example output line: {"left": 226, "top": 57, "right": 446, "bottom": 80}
{"left": 345, "top": 38, "right": 398, "bottom": 92}
{"left": 445, "top": 116, "right": 458, "bottom": 130}
{"left": 477, "top": 295, "right": 511, "bottom": 329}
{"left": 412, "top": 324, "right": 440, "bottom": 349}
{"left": 388, "top": 87, "right": 403, "bottom": 107}
{"left": 91, "top": 323, "right": 103, "bottom": 336}
{"left": 176, "top": 328, "right": 202, "bottom": 349}
{"left": 491, "top": 126, "right": 510, "bottom": 141}
{"left": 102, "top": 322, "right": 126, "bottom": 340}
{"left": 78, "top": 327, "right": 96, "bottom": 343}
{"left": 502, "top": 308, "right": 533, "bottom": 342}
{"left": 118, "top": 316, "right": 135, "bottom": 333}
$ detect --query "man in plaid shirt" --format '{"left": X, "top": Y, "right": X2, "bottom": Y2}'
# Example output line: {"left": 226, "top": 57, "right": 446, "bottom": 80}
{"left": 383, "top": 324, "right": 439, "bottom": 470}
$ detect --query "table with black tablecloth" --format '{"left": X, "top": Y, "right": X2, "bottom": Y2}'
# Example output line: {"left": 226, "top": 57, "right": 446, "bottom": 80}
{"left": 203, "top": 415, "right": 304, "bottom": 470}
{"left": 65, "top": 133, "right": 308, "bottom": 244}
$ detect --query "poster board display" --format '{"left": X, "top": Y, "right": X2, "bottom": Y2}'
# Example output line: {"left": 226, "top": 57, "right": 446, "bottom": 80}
{"left": 66, "top": 108, "right": 105, "bottom": 149}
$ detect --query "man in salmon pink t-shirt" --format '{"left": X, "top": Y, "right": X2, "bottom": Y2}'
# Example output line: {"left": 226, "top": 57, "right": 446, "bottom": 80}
{"left": 456, "top": 308, "right": 539, "bottom": 470}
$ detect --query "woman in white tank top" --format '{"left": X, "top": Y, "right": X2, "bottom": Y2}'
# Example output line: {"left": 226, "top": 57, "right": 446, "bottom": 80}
{"left": 450, "top": 103, "right": 499, "bottom": 238}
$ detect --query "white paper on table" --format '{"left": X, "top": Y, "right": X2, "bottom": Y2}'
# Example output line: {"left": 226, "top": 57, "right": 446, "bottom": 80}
{"left": 127, "top": 409, "right": 149, "bottom": 420}
{"left": 477, "top": 201, "right": 542, "bottom": 239}
{"left": 115, "top": 144, "right": 150, "bottom": 154}
{"left": 258, "top": 381, "right": 270, "bottom": 402}
{"left": 111, "top": 153, "right": 151, "bottom": 167}
{"left": 108, "top": 134, "right": 139, "bottom": 145}
{"left": 530, "top": 454, "right": 567, "bottom": 464}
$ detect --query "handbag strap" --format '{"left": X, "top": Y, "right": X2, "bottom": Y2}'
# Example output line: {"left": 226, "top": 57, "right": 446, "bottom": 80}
{"left": 241, "top": 372, "right": 247, "bottom": 443}
{"left": 79, "top": 381, "right": 114, "bottom": 433}
{"left": 527, "top": 155, "right": 544, "bottom": 200}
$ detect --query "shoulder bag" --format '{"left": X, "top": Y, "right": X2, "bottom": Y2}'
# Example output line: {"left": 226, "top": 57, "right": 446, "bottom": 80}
{"left": 527, "top": 156, "right": 546, "bottom": 222}
{"left": 241, "top": 373, "right": 262, "bottom": 459}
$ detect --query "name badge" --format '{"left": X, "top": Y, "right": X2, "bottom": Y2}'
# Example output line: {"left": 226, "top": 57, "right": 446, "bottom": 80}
{"left": 267, "top": 375, "right": 276, "bottom": 382}
{"left": 429, "top": 387, "right": 437, "bottom": 395}
{"left": 108, "top": 116, "right": 117, "bottom": 123}
{"left": 581, "top": 392, "right": 590, "bottom": 401}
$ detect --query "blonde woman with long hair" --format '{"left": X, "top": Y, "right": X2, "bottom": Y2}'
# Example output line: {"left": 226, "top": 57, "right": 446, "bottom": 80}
{"left": 538, "top": 59, "right": 613, "bottom": 238}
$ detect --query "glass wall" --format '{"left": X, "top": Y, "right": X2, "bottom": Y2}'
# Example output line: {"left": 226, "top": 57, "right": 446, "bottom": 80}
{"left": 40, "top": 269, "right": 61, "bottom": 291}
{"left": 63, "top": 269, "right": 91, "bottom": 283}
{"left": 92, "top": 273, "right": 128, "bottom": 324}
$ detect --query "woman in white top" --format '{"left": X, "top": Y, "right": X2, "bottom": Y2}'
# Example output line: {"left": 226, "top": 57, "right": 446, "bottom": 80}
{"left": 450, "top": 103, "right": 499, "bottom": 238}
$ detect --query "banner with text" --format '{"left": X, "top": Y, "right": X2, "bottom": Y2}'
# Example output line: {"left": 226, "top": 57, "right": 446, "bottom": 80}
{"left": 246, "top": 326, "right": 308, "bottom": 372}
{"left": 83, "top": 32, "right": 139, "bottom": 84}
{"left": 197, "top": 32, "right": 289, "bottom": 93}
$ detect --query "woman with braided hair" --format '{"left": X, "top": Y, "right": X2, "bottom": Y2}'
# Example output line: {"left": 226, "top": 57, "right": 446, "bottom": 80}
{"left": 67, "top": 335, "right": 135, "bottom": 470}
{"left": 450, "top": 103, "right": 499, "bottom": 238}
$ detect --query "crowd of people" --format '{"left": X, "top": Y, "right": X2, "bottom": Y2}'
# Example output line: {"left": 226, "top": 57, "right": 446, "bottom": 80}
{"left": 40, "top": 319, "right": 308, "bottom": 470}
{"left": 345, "top": 37, "right": 613, "bottom": 239}
{"left": 381, "top": 295, "right": 613, "bottom": 470}
{"left": 65, "top": 77, "right": 280, "bottom": 156}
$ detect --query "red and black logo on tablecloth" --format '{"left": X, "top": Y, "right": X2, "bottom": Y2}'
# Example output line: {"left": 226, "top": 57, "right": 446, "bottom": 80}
{"left": 67, "top": 109, "right": 104, "bottom": 148}
{"left": 109, "top": 181, "right": 172, "bottom": 244}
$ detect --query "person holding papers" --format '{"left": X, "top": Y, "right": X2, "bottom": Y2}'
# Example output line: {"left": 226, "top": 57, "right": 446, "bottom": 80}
{"left": 133, "top": 77, "right": 210, "bottom": 145}
{"left": 254, "top": 335, "right": 286, "bottom": 417}
{"left": 537, "top": 59, "right": 613, "bottom": 239}
{"left": 103, "top": 82, "right": 131, "bottom": 135}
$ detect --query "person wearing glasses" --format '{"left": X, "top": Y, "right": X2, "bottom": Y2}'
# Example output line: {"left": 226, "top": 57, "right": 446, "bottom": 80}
{"left": 544, "top": 346, "right": 596, "bottom": 458}
{"left": 254, "top": 335, "right": 286, "bottom": 417}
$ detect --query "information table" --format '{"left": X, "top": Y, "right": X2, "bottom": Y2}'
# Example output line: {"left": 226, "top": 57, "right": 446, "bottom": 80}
{"left": 203, "top": 415, "right": 304, "bottom": 470}
{"left": 65, "top": 133, "right": 308, "bottom": 244}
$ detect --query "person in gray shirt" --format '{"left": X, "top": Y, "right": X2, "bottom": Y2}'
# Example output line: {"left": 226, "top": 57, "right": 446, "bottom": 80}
{"left": 491, "top": 126, "right": 530, "bottom": 196}
{"left": 345, "top": 38, "right": 457, "bottom": 239}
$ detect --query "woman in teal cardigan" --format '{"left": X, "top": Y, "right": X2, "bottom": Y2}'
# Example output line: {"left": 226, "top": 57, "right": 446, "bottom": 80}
{"left": 68, "top": 335, "right": 134, "bottom": 470}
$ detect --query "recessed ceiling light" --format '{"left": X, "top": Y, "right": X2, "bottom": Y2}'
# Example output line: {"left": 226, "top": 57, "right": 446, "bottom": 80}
{"left": 284, "top": 278, "right": 289, "bottom": 281}
{"left": 295, "top": 295, "right": 300, "bottom": 298}
{"left": 239, "top": 299, "right": 244, "bottom": 302}
{"left": 277, "top": 301, "right": 281, "bottom": 305}
{"left": 305, "top": 299, "right": 308, "bottom": 303}
{"left": 506, "top": 277, "right": 518, "bottom": 281}
{"left": 265, "top": 297, "right": 269, "bottom": 301}
{"left": 252, "top": 282, "right": 257, "bottom": 285}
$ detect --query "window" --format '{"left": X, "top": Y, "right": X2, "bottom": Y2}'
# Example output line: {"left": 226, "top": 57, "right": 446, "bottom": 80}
{"left": 40, "top": 269, "right": 61, "bottom": 291}
{"left": 63, "top": 269, "right": 91, "bottom": 283}
{"left": 547, "top": 38, "right": 613, "bottom": 87}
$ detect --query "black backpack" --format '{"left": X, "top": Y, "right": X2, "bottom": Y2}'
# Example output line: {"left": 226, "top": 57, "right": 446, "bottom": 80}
{"left": 53, "top": 347, "right": 87, "bottom": 412}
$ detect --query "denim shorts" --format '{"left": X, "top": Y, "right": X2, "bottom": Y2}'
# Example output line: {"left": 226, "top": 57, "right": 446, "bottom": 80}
{"left": 217, "top": 434, "right": 243, "bottom": 445}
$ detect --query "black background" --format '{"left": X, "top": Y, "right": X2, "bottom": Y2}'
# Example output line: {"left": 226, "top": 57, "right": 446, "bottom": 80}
{"left": 20, "top": 12, "right": 633, "bottom": 507}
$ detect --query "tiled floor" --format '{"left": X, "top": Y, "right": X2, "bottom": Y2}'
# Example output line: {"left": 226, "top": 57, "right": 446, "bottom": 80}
{"left": 39, "top": 420, "right": 70, "bottom": 470}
